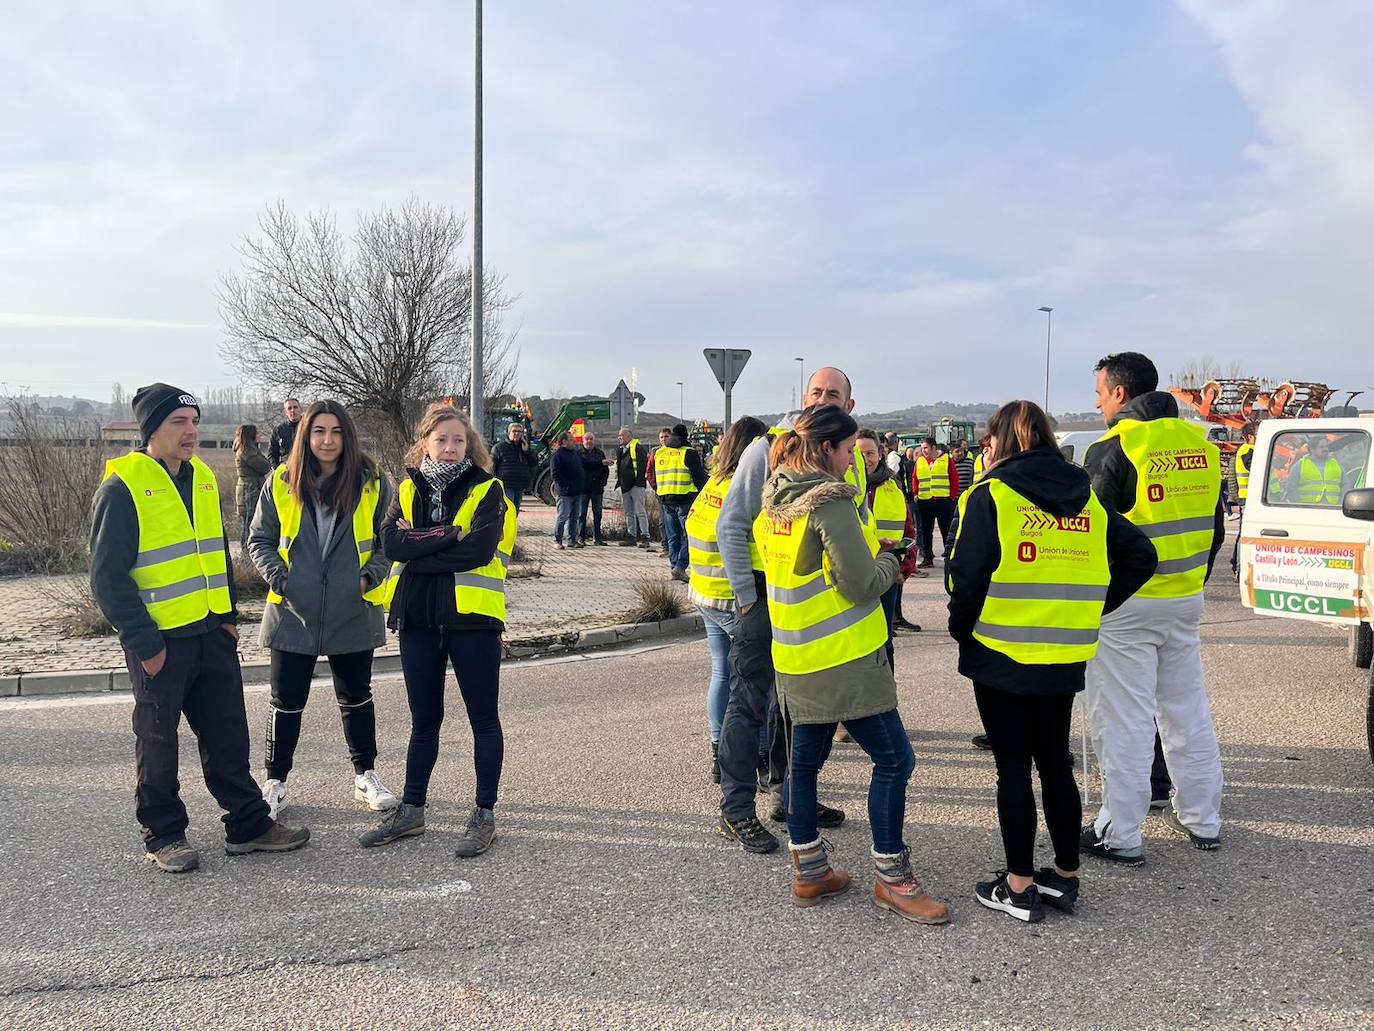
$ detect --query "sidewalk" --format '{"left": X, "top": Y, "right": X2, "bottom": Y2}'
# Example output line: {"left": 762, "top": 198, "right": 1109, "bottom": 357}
{"left": 0, "top": 501, "right": 690, "bottom": 676}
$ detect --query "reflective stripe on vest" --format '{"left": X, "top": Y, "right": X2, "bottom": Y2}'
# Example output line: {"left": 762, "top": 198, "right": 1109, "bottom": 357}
{"left": 752, "top": 494, "right": 885, "bottom": 675}
{"left": 952, "top": 478, "right": 1111, "bottom": 664}
{"left": 654, "top": 446, "right": 694, "bottom": 496}
{"left": 1100, "top": 417, "right": 1219, "bottom": 598}
{"left": 103, "top": 452, "right": 231, "bottom": 631}
{"left": 1297, "top": 456, "right": 1341, "bottom": 506}
{"left": 1235, "top": 444, "right": 1253, "bottom": 501}
{"left": 686, "top": 474, "right": 760, "bottom": 600}
{"left": 382, "top": 476, "right": 517, "bottom": 621}
{"left": 265, "top": 467, "right": 385, "bottom": 606}
{"left": 916, "top": 454, "right": 951, "bottom": 499}
{"left": 870, "top": 479, "right": 907, "bottom": 542}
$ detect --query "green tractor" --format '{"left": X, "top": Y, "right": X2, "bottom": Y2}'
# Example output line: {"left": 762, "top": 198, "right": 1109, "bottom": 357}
{"left": 484, "top": 398, "right": 613, "bottom": 505}
{"left": 897, "top": 417, "right": 977, "bottom": 453}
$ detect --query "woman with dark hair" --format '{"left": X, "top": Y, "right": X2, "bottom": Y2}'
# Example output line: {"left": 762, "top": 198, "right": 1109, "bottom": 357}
{"left": 756, "top": 405, "right": 951, "bottom": 924}
{"left": 686, "top": 415, "right": 769, "bottom": 783}
{"left": 856, "top": 428, "right": 920, "bottom": 670}
{"left": 248, "top": 400, "right": 397, "bottom": 819}
{"left": 948, "top": 399, "right": 1155, "bottom": 923}
{"left": 360, "top": 404, "right": 515, "bottom": 859}
{"left": 233, "top": 423, "right": 272, "bottom": 548}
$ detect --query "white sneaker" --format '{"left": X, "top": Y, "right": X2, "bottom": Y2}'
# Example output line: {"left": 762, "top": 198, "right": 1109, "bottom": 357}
{"left": 263, "top": 778, "right": 287, "bottom": 820}
{"left": 354, "top": 770, "right": 400, "bottom": 811}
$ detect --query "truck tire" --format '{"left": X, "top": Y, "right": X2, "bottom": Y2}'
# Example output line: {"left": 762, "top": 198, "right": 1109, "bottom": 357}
{"left": 1351, "top": 621, "right": 1373, "bottom": 669}
{"left": 534, "top": 468, "right": 557, "bottom": 507}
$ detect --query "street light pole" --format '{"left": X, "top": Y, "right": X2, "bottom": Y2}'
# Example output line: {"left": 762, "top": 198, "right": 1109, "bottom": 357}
{"left": 470, "top": 0, "right": 485, "bottom": 433}
{"left": 795, "top": 357, "right": 804, "bottom": 409}
{"left": 1038, "top": 306, "right": 1054, "bottom": 413}
{"left": 676, "top": 381, "right": 684, "bottom": 420}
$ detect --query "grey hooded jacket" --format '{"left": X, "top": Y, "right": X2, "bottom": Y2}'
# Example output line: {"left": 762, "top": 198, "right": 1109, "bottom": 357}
{"left": 248, "top": 469, "right": 393, "bottom": 656}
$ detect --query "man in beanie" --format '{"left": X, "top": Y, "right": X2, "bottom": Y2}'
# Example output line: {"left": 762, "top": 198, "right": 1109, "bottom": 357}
{"left": 652, "top": 423, "right": 707, "bottom": 581}
{"left": 90, "top": 383, "right": 310, "bottom": 872}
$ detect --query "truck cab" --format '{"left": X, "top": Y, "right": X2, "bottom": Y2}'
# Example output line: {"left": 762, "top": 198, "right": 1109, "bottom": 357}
{"left": 1236, "top": 416, "right": 1374, "bottom": 759}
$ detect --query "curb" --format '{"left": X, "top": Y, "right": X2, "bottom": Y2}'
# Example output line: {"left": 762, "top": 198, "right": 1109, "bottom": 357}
{"left": 3, "top": 613, "right": 705, "bottom": 699}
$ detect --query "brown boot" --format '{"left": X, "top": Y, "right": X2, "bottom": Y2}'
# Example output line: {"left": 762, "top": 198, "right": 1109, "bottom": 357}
{"left": 872, "top": 847, "right": 952, "bottom": 925}
{"left": 790, "top": 838, "right": 851, "bottom": 908}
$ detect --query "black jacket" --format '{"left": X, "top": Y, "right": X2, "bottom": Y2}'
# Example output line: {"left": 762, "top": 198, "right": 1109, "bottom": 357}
{"left": 491, "top": 439, "right": 534, "bottom": 493}
{"left": 89, "top": 453, "right": 239, "bottom": 662}
{"left": 381, "top": 465, "right": 506, "bottom": 632}
{"left": 614, "top": 440, "right": 649, "bottom": 492}
{"left": 551, "top": 446, "right": 585, "bottom": 495}
{"left": 659, "top": 432, "right": 708, "bottom": 508}
{"left": 946, "top": 445, "right": 1157, "bottom": 695}
{"left": 579, "top": 446, "right": 609, "bottom": 495}
{"left": 268, "top": 420, "right": 299, "bottom": 467}
{"left": 1083, "top": 391, "right": 1226, "bottom": 578}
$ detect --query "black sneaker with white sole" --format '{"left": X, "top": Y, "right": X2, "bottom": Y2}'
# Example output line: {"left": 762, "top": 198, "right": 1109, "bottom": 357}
{"left": 1080, "top": 822, "right": 1145, "bottom": 866}
{"left": 1159, "top": 806, "right": 1222, "bottom": 850}
{"left": 975, "top": 873, "right": 1044, "bottom": 923}
{"left": 717, "top": 814, "right": 779, "bottom": 854}
{"left": 1033, "top": 868, "right": 1080, "bottom": 914}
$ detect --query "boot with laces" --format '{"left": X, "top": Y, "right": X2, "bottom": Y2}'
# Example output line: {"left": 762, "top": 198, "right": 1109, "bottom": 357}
{"left": 453, "top": 806, "right": 496, "bottom": 858}
{"left": 145, "top": 838, "right": 200, "bottom": 873}
{"left": 359, "top": 802, "right": 426, "bottom": 848}
{"left": 872, "top": 847, "right": 952, "bottom": 925}
{"left": 226, "top": 821, "right": 311, "bottom": 855}
{"left": 789, "top": 838, "right": 851, "bottom": 907}
{"left": 717, "top": 813, "right": 779, "bottom": 854}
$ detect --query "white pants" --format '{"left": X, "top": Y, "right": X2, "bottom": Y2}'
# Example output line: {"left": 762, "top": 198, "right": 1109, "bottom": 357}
{"left": 1085, "top": 592, "right": 1223, "bottom": 849}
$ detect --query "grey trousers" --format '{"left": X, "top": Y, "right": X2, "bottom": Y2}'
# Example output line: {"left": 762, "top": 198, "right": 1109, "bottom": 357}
{"left": 623, "top": 486, "right": 651, "bottom": 540}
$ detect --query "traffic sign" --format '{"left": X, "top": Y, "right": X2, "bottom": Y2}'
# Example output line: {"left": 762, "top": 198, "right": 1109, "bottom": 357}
{"left": 703, "top": 348, "right": 751, "bottom": 426}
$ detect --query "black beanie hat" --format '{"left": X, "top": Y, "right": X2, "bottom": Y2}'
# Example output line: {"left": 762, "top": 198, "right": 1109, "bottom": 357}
{"left": 672, "top": 423, "right": 689, "bottom": 438}
{"left": 132, "top": 383, "right": 200, "bottom": 443}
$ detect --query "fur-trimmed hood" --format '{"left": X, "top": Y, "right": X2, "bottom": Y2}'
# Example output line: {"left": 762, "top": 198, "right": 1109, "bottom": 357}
{"left": 762, "top": 466, "right": 857, "bottom": 522}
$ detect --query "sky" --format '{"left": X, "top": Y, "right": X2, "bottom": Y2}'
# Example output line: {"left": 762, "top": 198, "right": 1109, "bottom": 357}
{"left": 3, "top": 1, "right": 1373, "bottom": 422}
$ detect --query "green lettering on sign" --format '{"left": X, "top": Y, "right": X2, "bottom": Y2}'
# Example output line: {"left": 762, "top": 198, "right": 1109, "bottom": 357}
{"left": 1254, "top": 590, "right": 1356, "bottom": 618}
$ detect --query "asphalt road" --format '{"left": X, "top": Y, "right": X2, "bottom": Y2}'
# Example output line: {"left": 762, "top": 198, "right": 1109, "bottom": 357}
{"left": 1, "top": 565, "right": 1370, "bottom": 1030}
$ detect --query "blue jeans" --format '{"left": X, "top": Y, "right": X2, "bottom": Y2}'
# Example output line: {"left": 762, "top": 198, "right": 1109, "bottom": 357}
{"left": 701, "top": 606, "right": 736, "bottom": 742}
{"left": 788, "top": 707, "right": 914, "bottom": 852}
{"left": 504, "top": 486, "right": 523, "bottom": 515}
{"left": 661, "top": 502, "right": 689, "bottom": 570}
{"left": 555, "top": 493, "right": 583, "bottom": 544}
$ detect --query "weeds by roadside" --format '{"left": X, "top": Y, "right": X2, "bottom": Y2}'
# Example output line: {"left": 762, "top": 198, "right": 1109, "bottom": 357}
{"left": 623, "top": 574, "right": 685, "bottom": 624}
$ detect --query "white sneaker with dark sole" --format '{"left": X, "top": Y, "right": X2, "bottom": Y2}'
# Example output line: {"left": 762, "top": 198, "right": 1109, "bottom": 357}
{"left": 354, "top": 770, "right": 400, "bottom": 811}
{"left": 263, "top": 778, "right": 287, "bottom": 820}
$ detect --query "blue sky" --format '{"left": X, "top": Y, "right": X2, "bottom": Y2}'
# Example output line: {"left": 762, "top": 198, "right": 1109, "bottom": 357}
{"left": 3, "top": 1, "right": 1372, "bottom": 420}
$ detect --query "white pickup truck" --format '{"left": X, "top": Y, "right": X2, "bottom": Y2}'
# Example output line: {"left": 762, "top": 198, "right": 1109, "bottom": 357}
{"left": 1236, "top": 416, "right": 1374, "bottom": 761}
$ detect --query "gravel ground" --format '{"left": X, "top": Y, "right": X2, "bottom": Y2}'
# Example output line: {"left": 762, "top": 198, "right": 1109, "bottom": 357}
{"left": 0, "top": 569, "right": 1369, "bottom": 1030}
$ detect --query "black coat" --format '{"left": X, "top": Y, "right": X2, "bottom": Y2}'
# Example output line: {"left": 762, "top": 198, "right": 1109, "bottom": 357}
{"left": 491, "top": 439, "right": 534, "bottom": 492}
{"left": 615, "top": 441, "right": 649, "bottom": 491}
{"left": 268, "top": 420, "right": 299, "bottom": 466}
{"left": 946, "top": 445, "right": 1157, "bottom": 695}
{"left": 580, "top": 446, "right": 609, "bottom": 495}
{"left": 551, "top": 446, "right": 585, "bottom": 495}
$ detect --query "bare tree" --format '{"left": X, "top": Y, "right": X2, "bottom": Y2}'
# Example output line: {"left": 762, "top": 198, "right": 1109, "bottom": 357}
{"left": 218, "top": 199, "right": 518, "bottom": 460}
{"left": 1170, "top": 355, "right": 1248, "bottom": 387}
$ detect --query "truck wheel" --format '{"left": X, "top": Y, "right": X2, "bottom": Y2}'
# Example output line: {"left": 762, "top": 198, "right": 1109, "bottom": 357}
{"left": 534, "top": 469, "right": 557, "bottom": 507}
{"left": 1350, "top": 621, "right": 1373, "bottom": 669}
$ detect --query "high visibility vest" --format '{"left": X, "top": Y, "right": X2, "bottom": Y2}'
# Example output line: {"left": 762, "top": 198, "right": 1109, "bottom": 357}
{"left": 953, "top": 479, "right": 1111, "bottom": 664}
{"left": 1100, "top": 417, "right": 1219, "bottom": 599}
{"left": 382, "top": 477, "right": 517, "bottom": 621}
{"left": 753, "top": 491, "right": 886, "bottom": 675}
{"left": 686, "top": 474, "right": 760, "bottom": 600}
{"left": 756, "top": 426, "right": 867, "bottom": 567}
{"left": 870, "top": 478, "right": 907, "bottom": 543}
{"left": 654, "top": 446, "right": 694, "bottom": 497}
{"left": 973, "top": 453, "right": 986, "bottom": 482}
{"left": 103, "top": 452, "right": 231, "bottom": 631}
{"left": 1235, "top": 444, "right": 1253, "bottom": 501}
{"left": 266, "top": 467, "right": 387, "bottom": 606}
{"left": 626, "top": 441, "right": 644, "bottom": 478}
{"left": 1297, "top": 456, "right": 1342, "bottom": 506}
{"left": 916, "top": 454, "right": 952, "bottom": 499}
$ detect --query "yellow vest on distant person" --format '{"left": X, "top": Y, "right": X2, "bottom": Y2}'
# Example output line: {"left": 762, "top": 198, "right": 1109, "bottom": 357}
{"left": 654, "top": 446, "right": 694, "bottom": 497}
{"left": 916, "top": 454, "right": 952, "bottom": 500}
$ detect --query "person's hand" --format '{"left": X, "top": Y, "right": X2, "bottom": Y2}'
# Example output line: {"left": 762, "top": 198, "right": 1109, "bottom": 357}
{"left": 739, "top": 602, "right": 756, "bottom": 615}
{"left": 878, "top": 540, "right": 896, "bottom": 553}
{"left": 222, "top": 624, "right": 240, "bottom": 642}
{"left": 142, "top": 649, "right": 167, "bottom": 677}
{"left": 360, "top": 577, "right": 369, "bottom": 596}
{"left": 397, "top": 518, "right": 412, "bottom": 530}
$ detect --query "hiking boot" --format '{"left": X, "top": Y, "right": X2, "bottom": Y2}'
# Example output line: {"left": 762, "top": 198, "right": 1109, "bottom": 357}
{"left": 145, "top": 838, "right": 200, "bottom": 873}
{"left": 711, "top": 741, "right": 721, "bottom": 784}
{"left": 453, "top": 806, "right": 496, "bottom": 858}
{"left": 670, "top": 568, "right": 689, "bottom": 583}
{"left": 1080, "top": 822, "right": 1144, "bottom": 866}
{"left": 895, "top": 618, "right": 922, "bottom": 632}
{"left": 359, "top": 802, "right": 426, "bottom": 848}
{"left": 638, "top": 540, "right": 652, "bottom": 549}
{"left": 1033, "top": 867, "right": 1080, "bottom": 914}
{"left": 756, "top": 752, "right": 770, "bottom": 794}
{"left": 971, "top": 734, "right": 992, "bottom": 751}
{"left": 262, "top": 777, "right": 287, "bottom": 819}
{"left": 594, "top": 539, "right": 608, "bottom": 546}
{"left": 718, "top": 814, "right": 779, "bottom": 854}
{"left": 975, "top": 872, "right": 1044, "bottom": 923}
{"left": 226, "top": 821, "right": 310, "bottom": 855}
{"left": 617, "top": 539, "right": 637, "bottom": 547}
{"left": 790, "top": 838, "right": 851, "bottom": 908}
{"left": 872, "top": 848, "right": 952, "bottom": 925}
{"left": 766, "top": 801, "right": 846, "bottom": 829}
{"left": 1159, "top": 806, "right": 1222, "bottom": 851}
{"left": 354, "top": 770, "right": 400, "bottom": 811}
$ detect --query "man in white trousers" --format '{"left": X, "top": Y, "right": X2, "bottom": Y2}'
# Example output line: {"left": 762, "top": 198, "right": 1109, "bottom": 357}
{"left": 1081, "top": 352, "right": 1226, "bottom": 864}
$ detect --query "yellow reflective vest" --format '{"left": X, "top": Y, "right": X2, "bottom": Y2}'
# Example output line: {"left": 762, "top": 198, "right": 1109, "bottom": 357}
{"left": 753, "top": 491, "right": 886, "bottom": 675}
{"left": 686, "top": 474, "right": 760, "bottom": 600}
{"left": 1235, "top": 444, "right": 1253, "bottom": 501}
{"left": 103, "top": 452, "right": 232, "bottom": 631}
{"left": 1100, "top": 417, "right": 1219, "bottom": 599}
{"left": 1297, "top": 455, "right": 1341, "bottom": 506}
{"left": 382, "top": 477, "right": 517, "bottom": 622}
{"left": 916, "top": 454, "right": 952, "bottom": 500}
{"left": 973, "top": 452, "right": 986, "bottom": 482}
{"left": 654, "top": 446, "right": 694, "bottom": 497}
{"left": 870, "top": 478, "right": 907, "bottom": 543}
{"left": 266, "top": 467, "right": 387, "bottom": 606}
{"left": 952, "top": 478, "right": 1111, "bottom": 664}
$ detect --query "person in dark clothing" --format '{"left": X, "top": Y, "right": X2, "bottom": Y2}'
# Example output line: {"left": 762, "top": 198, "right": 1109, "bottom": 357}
{"left": 551, "top": 432, "right": 585, "bottom": 547}
{"left": 657, "top": 423, "right": 708, "bottom": 580}
{"left": 268, "top": 397, "right": 303, "bottom": 467}
{"left": 613, "top": 426, "right": 652, "bottom": 547}
{"left": 360, "top": 404, "right": 514, "bottom": 859}
{"left": 490, "top": 422, "right": 533, "bottom": 513}
{"left": 233, "top": 423, "right": 272, "bottom": 548}
{"left": 858, "top": 430, "right": 921, "bottom": 670}
{"left": 578, "top": 431, "right": 610, "bottom": 545}
{"left": 90, "top": 383, "right": 310, "bottom": 873}
{"left": 948, "top": 400, "right": 1155, "bottom": 922}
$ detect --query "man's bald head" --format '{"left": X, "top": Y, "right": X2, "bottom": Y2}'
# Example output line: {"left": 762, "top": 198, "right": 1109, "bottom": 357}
{"left": 804, "top": 367, "right": 854, "bottom": 414}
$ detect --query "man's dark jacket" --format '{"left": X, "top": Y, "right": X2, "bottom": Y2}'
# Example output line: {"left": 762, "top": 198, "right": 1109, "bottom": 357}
{"left": 491, "top": 439, "right": 534, "bottom": 493}
{"left": 267, "top": 419, "right": 299, "bottom": 467}
{"left": 580, "top": 445, "right": 609, "bottom": 495}
{"left": 615, "top": 440, "right": 649, "bottom": 492}
{"left": 551, "top": 446, "right": 585, "bottom": 496}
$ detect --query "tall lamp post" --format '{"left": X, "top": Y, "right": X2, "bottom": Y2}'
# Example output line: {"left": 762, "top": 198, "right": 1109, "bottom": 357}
{"left": 470, "top": 0, "right": 485, "bottom": 433}
{"left": 1038, "top": 306, "right": 1054, "bottom": 413}
{"left": 795, "top": 357, "right": 804, "bottom": 408}
{"left": 676, "top": 381, "right": 684, "bottom": 420}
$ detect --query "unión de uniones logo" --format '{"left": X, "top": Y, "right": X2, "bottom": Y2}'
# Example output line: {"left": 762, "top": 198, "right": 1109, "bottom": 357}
{"left": 1148, "top": 483, "right": 1165, "bottom": 503}
{"left": 1017, "top": 542, "right": 1037, "bottom": 562}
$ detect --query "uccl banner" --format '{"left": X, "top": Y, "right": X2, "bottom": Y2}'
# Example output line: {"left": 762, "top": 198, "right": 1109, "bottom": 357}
{"left": 1241, "top": 536, "right": 1367, "bottom": 624}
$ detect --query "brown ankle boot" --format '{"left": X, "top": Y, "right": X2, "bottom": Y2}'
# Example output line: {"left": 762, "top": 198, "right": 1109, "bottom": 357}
{"left": 790, "top": 838, "right": 851, "bottom": 908}
{"left": 872, "top": 848, "right": 952, "bottom": 925}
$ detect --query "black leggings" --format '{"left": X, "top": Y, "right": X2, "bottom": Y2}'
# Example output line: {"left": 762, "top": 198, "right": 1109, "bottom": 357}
{"left": 266, "top": 649, "right": 377, "bottom": 781}
{"left": 973, "top": 684, "right": 1081, "bottom": 877}
{"left": 399, "top": 627, "right": 504, "bottom": 809}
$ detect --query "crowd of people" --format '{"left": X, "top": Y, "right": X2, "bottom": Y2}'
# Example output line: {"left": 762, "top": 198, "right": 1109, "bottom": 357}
{"left": 93, "top": 351, "right": 1228, "bottom": 931}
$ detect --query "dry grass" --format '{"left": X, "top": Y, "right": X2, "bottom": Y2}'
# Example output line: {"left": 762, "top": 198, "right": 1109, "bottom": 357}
{"left": 508, "top": 538, "right": 545, "bottom": 579}
{"left": 232, "top": 550, "right": 268, "bottom": 599}
{"left": 47, "top": 577, "right": 113, "bottom": 639}
{"left": 623, "top": 574, "right": 685, "bottom": 624}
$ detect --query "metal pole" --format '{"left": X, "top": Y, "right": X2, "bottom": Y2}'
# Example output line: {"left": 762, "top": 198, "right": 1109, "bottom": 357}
{"left": 676, "top": 381, "right": 684, "bottom": 420}
{"left": 470, "top": 0, "right": 485, "bottom": 432}
{"left": 1039, "top": 306, "right": 1053, "bottom": 413}
{"left": 724, "top": 383, "right": 732, "bottom": 428}
{"left": 795, "top": 357, "right": 804, "bottom": 408}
